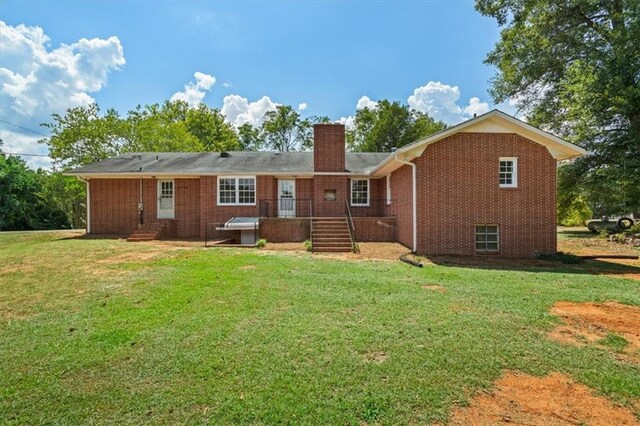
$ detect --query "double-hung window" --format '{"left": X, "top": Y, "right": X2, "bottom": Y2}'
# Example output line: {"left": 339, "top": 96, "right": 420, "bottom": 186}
{"left": 499, "top": 157, "right": 518, "bottom": 188}
{"left": 351, "top": 179, "right": 369, "bottom": 206}
{"left": 218, "top": 176, "right": 256, "bottom": 205}
{"left": 475, "top": 225, "right": 499, "bottom": 252}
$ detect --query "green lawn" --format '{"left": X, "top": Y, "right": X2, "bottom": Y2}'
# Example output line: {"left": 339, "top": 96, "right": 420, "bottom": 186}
{"left": 1, "top": 231, "right": 639, "bottom": 424}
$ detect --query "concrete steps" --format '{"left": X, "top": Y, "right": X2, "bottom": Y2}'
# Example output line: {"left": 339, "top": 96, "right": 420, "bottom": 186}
{"left": 127, "top": 223, "right": 163, "bottom": 242}
{"left": 311, "top": 217, "right": 353, "bottom": 253}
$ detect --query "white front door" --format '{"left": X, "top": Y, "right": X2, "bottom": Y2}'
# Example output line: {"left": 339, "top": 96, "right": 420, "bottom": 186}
{"left": 278, "top": 179, "right": 295, "bottom": 218}
{"left": 157, "top": 180, "right": 175, "bottom": 219}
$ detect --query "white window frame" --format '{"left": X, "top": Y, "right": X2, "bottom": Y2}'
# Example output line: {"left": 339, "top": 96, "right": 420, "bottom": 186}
{"left": 386, "top": 175, "right": 391, "bottom": 205}
{"left": 217, "top": 176, "right": 257, "bottom": 206}
{"left": 350, "top": 178, "right": 370, "bottom": 207}
{"left": 475, "top": 225, "right": 500, "bottom": 252}
{"left": 499, "top": 157, "right": 518, "bottom": 188}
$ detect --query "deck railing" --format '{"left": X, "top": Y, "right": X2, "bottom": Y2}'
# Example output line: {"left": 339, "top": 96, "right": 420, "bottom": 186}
{"left": 349, "top": 199, "right": 396, "bottom": 217}
{"left": 259, "top": 198, "right": 313, "bottom": 218}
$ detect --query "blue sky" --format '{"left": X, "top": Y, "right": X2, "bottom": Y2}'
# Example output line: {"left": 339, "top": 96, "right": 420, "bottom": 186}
{"left": 0, "top": 1, "right": 508, "bottom": 168}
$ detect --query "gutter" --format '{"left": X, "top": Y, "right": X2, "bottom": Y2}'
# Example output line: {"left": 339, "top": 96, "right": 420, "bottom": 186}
{"left": 76, "top": 177, "right": 90, "bottom": 234}
{"left": 394, "top": 154, "right": 417, "bottom": 254}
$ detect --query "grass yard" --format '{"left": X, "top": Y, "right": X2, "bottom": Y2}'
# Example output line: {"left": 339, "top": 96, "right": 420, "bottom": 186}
{"left": 1, "top": 230, "right": 639, "bottom": 424}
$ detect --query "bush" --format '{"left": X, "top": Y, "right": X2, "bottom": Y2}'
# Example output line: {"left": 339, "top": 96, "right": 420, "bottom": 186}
{"left": 255, "top": 238, "right": 267, "bottom": 248}
{"left": 624, "top": 223, "right": 640, "bottom": 235}
{"left": 304, "top": 240, "right": 313, "bottom": 252}
{"left": 535, "top": 251, "right": 583, "bottom": 264}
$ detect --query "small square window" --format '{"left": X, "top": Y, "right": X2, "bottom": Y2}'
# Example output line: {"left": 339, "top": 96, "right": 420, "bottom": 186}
{"left": 475, "top": 225, "right": 499, "bottom": 252}
{"left": 499, "top": 157, "right": 518, "bottom": 188}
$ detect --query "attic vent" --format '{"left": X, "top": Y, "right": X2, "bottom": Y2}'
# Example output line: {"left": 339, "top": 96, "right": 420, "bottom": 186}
{"left": 220, "top": 152, "right": 230, "bottom": 158}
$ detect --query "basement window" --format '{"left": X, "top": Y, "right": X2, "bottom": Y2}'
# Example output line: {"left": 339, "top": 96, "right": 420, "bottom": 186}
{"left": 475, "top": 225, "right": 499, "bottom": 252}
{"left": 499, "top": 157, "right": 518, "bottom": 188}
{"left": 351, "top": 179, "right": 369, "bottom": 206}
{"left": 218, "top": 176, "right": 256, "bottom": 205}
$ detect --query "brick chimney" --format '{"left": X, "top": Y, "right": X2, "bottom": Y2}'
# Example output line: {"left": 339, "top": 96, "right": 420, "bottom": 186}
{"left": 313, "top": 124, "right": 345, "bottom": 172}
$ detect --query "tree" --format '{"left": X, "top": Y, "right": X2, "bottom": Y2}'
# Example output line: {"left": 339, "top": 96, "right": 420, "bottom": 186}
{"left": 347, "top": 100, "right": 447, "bottom": 152}
{"left": 0, "top": 151, "right": 70, "bottom": 231}
{"left": 261, "top": 105, "right": 313, "bottom": 151}
{"left": 237, "top": 123, "right": 262, "bottom": 151}
{"left": 127, "top": 103, "right": 204, "bottom": 152}
{"left": 42, "top": 103, "right": 128, "bottom": 169}
{"left": 42, "top": 100, "right": 242, "bottom": 167}
{"left": 185, "top": 103, "right": 241, "bottom": 151}
{"left": 476, "top": 0, "right": 640, "bottom": 215}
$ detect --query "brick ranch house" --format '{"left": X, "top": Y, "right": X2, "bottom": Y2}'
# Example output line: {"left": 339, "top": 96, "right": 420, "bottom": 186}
{"left": 67, "top": 110, "right": 586, "bottom": 256}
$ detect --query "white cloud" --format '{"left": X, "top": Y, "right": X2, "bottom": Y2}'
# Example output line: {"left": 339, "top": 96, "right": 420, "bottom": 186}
{"left": 0, "top": 129, "right": 53, "bottom": 169}
{"left": 221, "top": 94, "right": 278, "bottom": 127}
{"left": 463, "top": 96, "right": 491, "bottom": 118}
{"left": 356, "top": 95, "right": 378, "bottom": 110}
{"left": 170, "top": 71, "right": 216, "bottom": 107}
{"left": 222, "top": 81, "right": 232, "bottom": 88}
{"left": 336, "top": 115, "right": 355, "bottom": 130}
{"left": 298, "top": 102, "right": 308, "bottom": 111}
{"left": 407, "top": 81, "right": 490, "bottom": 124}
{"left": 0, "top": 20, "right": 125, "bottom": 169}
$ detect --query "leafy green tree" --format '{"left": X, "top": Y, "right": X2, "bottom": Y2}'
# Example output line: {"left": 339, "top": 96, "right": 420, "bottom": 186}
{"left": 0, "top": 150, "right": 70, "bottom": 231}
{"left": 185, "top": 103, "right": 241, "bottom": 151}
{"left": 42, "top": 103, "right": 128, "bottom": 168}
{"left": 39, "top": 172, "right": 86, "bottom": 229}
{"left": 127, "top": 105, "right": 203, "bottom": 152}
{"left": 476, "top": 0, "right": 640, "bottom": 215}
{"left": 237, "top": 123, "right": 262, "bottom": 151}
{"left": 262, "top": 105, "right": 313, "bottom": 151}
{"left": 347, "top": 100, "right": 447, "bottom": 152}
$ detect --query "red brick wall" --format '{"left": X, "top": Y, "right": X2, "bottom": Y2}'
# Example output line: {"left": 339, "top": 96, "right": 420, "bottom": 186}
{"left": 313, "top": 175, "right": 348, "bottom": 217}
{"left": 174, "top": 179, "right": 200, "bottom": 238}
{"left": 353, "top": 217, "right": 396, "bottom": 242}
{"left": 348, "top": 177, "right": 385, "bottom": 217}
{"left": 90, "top": 179, "right": 138, "bottom": 234}
{"left": 314, "top": 124, "right": 345, "bottom": 172}
{"left": 389, "top": 165, "right": 414, "bottom": 250}
{"left": 416, "top": 133, "right": 556, "bottom": 257}
{"left": 259, "top": 218, "right": 310, "bottom": 242}
{"left": 199, "top": 175, "right": 276, "bottom": 238}
{"left": 290, "top": 178, "right": 313, "bottom": 217}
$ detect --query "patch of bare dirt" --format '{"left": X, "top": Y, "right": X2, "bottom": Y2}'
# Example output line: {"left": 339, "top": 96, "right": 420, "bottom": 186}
{"left": 422, "top": 284, "right": 446, "bottom": 293}
{"left": 450, "top": 372, "right": 639, "bottom": 425}
{"left": 262, "top": 242, "right": 410, "bottom": 262}
{"left": 97, "top": 250, "right": 170, "bottom": 265}
{"left": 549, "top": 301, "right": 640, "bottom": 360}
{"left": 263, "top": 243, "right": 307, "bottom": 252}
{"left": 363, "top": 351, "right": 388, "bottom": 364}
{"left": 0, "top": 264, "right": 36, "bottom": 275}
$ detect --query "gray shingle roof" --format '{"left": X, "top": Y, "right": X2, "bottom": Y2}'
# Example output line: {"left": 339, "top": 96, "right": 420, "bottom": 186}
{"left": 67, "top": 151, "right": 391, "bottom": 175}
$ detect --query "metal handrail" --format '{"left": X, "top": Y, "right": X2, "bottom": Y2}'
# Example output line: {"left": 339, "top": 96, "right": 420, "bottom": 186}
{"left": 259, "top": 198, "right": 313, "bottom": 218}
{"left": 309, "top": 199, "right": 313, "bottom": 251}
{"left": 344, "top": 199, "right": 360, "bottom": 254}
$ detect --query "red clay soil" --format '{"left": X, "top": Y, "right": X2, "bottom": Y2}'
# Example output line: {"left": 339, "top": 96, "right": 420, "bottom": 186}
{"left": 549, "top": 301, "right": 640, "bottom": 359}
{"left": 450, "top": 372, "right": 639, "bottom": 425}
{"left": 263, "top": 242, "right": 410, "bottom": 261}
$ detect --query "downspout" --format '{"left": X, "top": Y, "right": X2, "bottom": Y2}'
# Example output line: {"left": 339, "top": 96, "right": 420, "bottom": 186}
{"left": 76, "top": 177, "right": 90, "bottom": 234}
{"left": 394, "top": 154, "right": 417, "bottom": 254}
{"left": 139, "top": 177, "right": 144, "bottom": 227}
